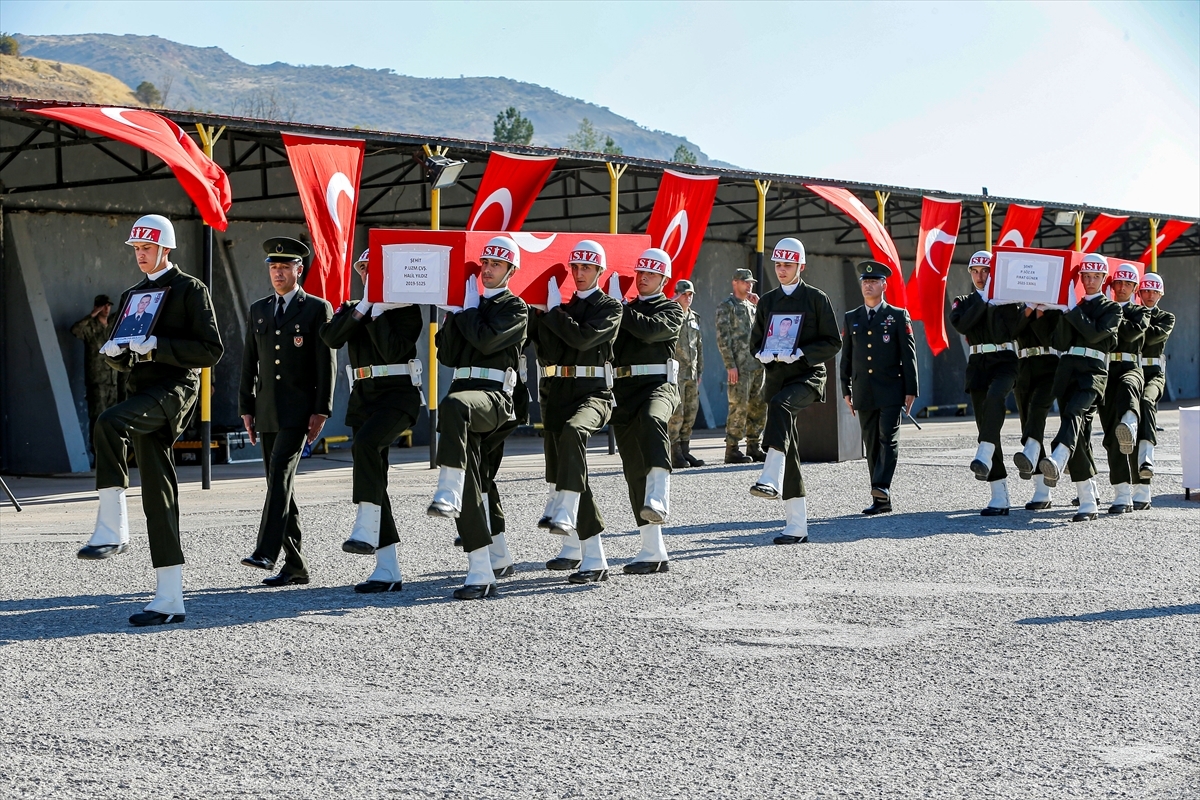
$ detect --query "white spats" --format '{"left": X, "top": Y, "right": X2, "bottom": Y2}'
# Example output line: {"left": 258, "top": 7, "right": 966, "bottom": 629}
{"left": 347, "top": 502, "right": 382, "bottom": 549}
{"left": 488, "top": 533, "right": 515, "bottom": 572}
{"left": 542, "top": 487, "right": 560, "bottom": 520}
{"left": 988, "top": 479, "right": 1010, "bottom": 510}
{"left": 1030, "top": 474, "right": 1052, "bottom": 505}
{"left": 1138, "top": 440, "right": 1155, "bottom": 473}
{"left": 550, "top": 489, "right": 581, "bottom": 534}
{"left": 554, "top": 529, "right": 582, "bottom": 561}
{"left": 1040, "top": 443, "right": 1071, "bottom": 485}
{"left": 579, "top": 534, "right": 609, "bottom": 572}
{"left": 88, "top": 487, "right": 129, "bottom": 547}
{"left": 1132, "top": 483, "right": 1152, "bottom": 504}
{"left": 1075, "top": 480, "right": 1098, "bottom": 516}
{"left": 430, "top": 466, "right": 466, "bottom": 515}
{"left": 971, "top": 441, "right": 996, "bottom": 478}
{"left": 633, "top": 524, "right": 669, "bottom": 563}
{"left": 367, "top": 544, "right": 402, "bottom": 584}
{"left": 144, "top": 564, "right": 185, "bottom": 616}
{"left": 754, "top": 449, "right": 786, "bottom": 497}
{"left": 781, "top": 497, "right": 808, "bottom": 540}
{"left": 1111, "top": 482, "right": 1132, "bottom": 508}
{"left": 1017, "top": 438, "right": 1041, "bottom": 476}
{"left": 1117, "top": 411, "right": 1138, "bottom": 454}
{"left": 642, "top": 467, "right": 671, "bottom": 523}
{"left": 464, "top": 546, "right": 497, "bottom": 587}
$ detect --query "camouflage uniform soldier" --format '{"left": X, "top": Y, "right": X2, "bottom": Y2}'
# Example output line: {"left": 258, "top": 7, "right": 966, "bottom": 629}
{"left": 71, "top": 294, "right": 123, "bottom": 454}
{"left": 668, "top": 279, "right": 705, "bottom": 468}
{"left": 715, "top": 268, "right": 766, "bottom": 464}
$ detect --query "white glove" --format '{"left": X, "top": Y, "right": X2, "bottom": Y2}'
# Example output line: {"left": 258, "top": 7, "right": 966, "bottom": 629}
{"left": 547, "top": 276, "right": 562, "bottom": 310}
{"left": 100, "top": 340, "right": 123, "bottom": 358}
{"left": 129, "top": 335, "right": 157, "bottom": 355}
{"left": 778, "top": 352, "right": 801, "bottom": 364}
{"left": 755, "top": 351, "right": 774, "bottom": 365}
{"left": 607, "top": 272, "right": 622, "bottom": 299}
{"left": 464, "top": 277, "right": 481, "bottom": 310}
{"left": 371, "top": 302, "right": 403, "bottom": 318}
{"left": 355, "top": 277, "right": 373, "bottom": 316}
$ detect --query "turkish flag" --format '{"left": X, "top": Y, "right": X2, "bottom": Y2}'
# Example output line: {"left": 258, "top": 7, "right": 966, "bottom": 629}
{"left": 805, "top": 184, "right": 907, "bottom": 309}
{"left": 282, "top": 134, "right": 365, "bottom": 308}
{"left": 646, "top": 170, "right": 720, "bottom": 294}
{"left": 1139, "top": 219, "right": 1194, "bottom": 265}
{"left": 31, "top": 105, "right": 231, "bottom": 230}
{"left": 995, "top": 204, "right": 1043, "bottom": 249}
{"left": 467, "top": 152, "right": 556, "bottom": 232}
{"left": 906, "top": 196, "right": 962, "bottom": 356}
{"left": 1079, "top": 212, "right": 1129, "bottom": 253}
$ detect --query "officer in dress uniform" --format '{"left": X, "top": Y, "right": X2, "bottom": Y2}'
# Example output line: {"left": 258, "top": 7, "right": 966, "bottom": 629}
{"left": 606, "top": 248, "right": 685, "bottom": 580}
{"left": 238, "top": 238, "right": 335, "bottom": 587}
{"left": 668, "top": 279, "right": 706, "bottom": 468}
{"left": 1039, "top": 253, "right": 1122, "bottom": 522}
{"left": 1132, "top": 272, "right": 1174, "bottom": 509}
{"left": 426, "top": 237, "right": 528, "bottom": 600}
{"left": 839, "top": 261, "right": 918, "bottom": 515}
{"left": 716, "top": 269, "right": 766, "bottom": 464}
{"left": 528, "top": 240, "right": 623, "bottom": 573}
{"left": 1011, "top": 302, "right": 1062, "bottom": 511}
{"left": 948, "top": 251, "right": 1024, "bottom": 516}
{"left": 320, "top": 250, "right": 425, "bottom": 592}
{"left": 71, "top": 294, "right": 123, "bottom": 461}
{"left": 1099, "top": 263, "right": 1150, "bottom": 514}
{"left": 749, "top": 238, "right": 842, "bottom": 544}
{"left": 82, "top": 215, "right": 223, "bottom": 626}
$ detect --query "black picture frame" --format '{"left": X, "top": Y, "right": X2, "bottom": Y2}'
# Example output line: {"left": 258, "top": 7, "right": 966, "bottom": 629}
{"left": 762, "top": 312, "right": 804, "bottom": 356}
{"left": 109, "top": 287, "right": 170, "bottom": 346}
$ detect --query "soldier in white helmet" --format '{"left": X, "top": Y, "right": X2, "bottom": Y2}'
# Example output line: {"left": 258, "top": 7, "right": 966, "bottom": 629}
{"left": 749, "top": 238, "right": 842, "bottom": 544}
{"left": 81, "top": 215, "right": 223, "bottom": 626}
{"left": 426, "top": 236, "right": 528, "bottom": 599}
{"left": 1098, "top": 263, "right": 1150, "bottom": 514}
{"left": 1131, "top": 271, "right": 1173, "bottom": 509}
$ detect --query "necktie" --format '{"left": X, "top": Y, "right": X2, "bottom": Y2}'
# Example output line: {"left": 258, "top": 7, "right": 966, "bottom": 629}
{"left": 275, "top": 296, "right": 285, "bottom": 328}
{"left": 868, "top": 308, "right": 875, "bottom": 324}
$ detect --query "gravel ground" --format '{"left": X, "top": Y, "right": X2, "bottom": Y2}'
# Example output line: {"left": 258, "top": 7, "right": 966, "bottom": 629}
{"left": 1, "top": 412, "right": 1197, "bottom": 799}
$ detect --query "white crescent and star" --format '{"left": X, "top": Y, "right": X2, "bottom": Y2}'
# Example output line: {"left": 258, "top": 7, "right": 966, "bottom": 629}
{"left": 660, "top": 210, "right": 689, "bottom": 261}
{"left": 325, "top": 172, "right": 355, "bottom": 234}
{"left": 923, "top": 226, "right": 958, "bottom": 275}
{"left": 510, "top": 232, "right": 556, "bottom": 252}
{"left": 998, "top": 230, "right": 1024, "bottom": 247}
{"left": 101, "top": 107, "right": 157, "bottom": 134}
{"left": 469, "top": 188, "right": 513, "bottom": 231}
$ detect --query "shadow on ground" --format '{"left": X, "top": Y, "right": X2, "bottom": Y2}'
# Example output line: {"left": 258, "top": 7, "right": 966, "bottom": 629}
{"left": 1015, "top": 603, "right": 1200, "bottom": 625}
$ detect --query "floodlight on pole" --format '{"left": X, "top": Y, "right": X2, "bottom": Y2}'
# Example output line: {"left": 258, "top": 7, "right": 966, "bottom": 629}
{"left": 414, "top": 151, "right": 467, "bottom": 190}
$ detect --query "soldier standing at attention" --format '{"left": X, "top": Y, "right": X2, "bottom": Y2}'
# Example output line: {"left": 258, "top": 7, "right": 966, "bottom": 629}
{"left": 1011, "top": 300, "right": 1062, "bottom": 511}
{"left": 749, "top": 238, "right": 842, "bottom": 545}
{"left": 1132, "top": 272, "right": 1174, "bottom": 509}
{"left": 82, "top": 215, "right": 223, "bottom": 626}
{"left": 1098, "top": 263, "right": 1150, "bottom": 514}
{"left": 949, "top": 251, "right": 1024, "bottom": 516}
{"left": 426, "top": 237, "right": 528, "bottom": 600}
{"left": 1039, "top": 254, "right": 1122, "bottom": 522}
{"left": 71, "top": 294, "right": 123, "bottom": 462}
{"left": 715, "top": 268, "right": 766, "bottom": 464}
{"left": 839, "top": 261, "right": 917, "bottom": 515}
{"left": 668, "top": 279, "right": 705, "bottom": 468}
{"left": 320, "top": 250, "right": 425, "bottom": 592}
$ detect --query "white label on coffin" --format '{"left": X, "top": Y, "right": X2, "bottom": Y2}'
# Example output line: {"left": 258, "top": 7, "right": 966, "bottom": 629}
{"left": 993, "top": 252, "right": 1064, "bottom": 305}
{"left": 382, "top": 244, "right": 450, "bottom": 304}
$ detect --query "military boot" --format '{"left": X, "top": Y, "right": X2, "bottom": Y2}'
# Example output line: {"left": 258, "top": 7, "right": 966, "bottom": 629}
{"left": 724, "top": 437, "right": 752, "bottom": 464}
{"left": 671, "top": 442, "right": 688, "bottom": 469}
{"left": 746, "top": 439, "right": 767, "bottom": 462}
{"left": 683, "top": 440, "right": 705, "bottom": 467}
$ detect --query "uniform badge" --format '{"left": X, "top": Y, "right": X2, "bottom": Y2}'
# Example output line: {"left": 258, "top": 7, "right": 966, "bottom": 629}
{"left": 294, "top": 336, "right": 304, "bottom": 347}
{"left": 883, "top": 334, "right": 891, "bottom": 343}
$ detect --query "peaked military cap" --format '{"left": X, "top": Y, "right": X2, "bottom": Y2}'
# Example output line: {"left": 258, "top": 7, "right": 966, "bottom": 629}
{"left": 858, "top": 260, "right": 893, "bottom": 280}
{"left": 732, "top": 268, "right": 756, "bottom": 282}
{"left": 263, "top": 236, "right": 311, "bottom": 263}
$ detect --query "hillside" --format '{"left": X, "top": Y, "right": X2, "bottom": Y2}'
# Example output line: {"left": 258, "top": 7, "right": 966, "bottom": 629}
{"left": 0, "top": 53, "right": 142, "bottom": 107}
{"left": 13, "top": 33, "right": 716, "bottom": 164}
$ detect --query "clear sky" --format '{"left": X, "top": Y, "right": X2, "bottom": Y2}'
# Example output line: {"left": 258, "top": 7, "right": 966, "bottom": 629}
{"left": 6, "top": 0, "right": 1199, "bottom": 217}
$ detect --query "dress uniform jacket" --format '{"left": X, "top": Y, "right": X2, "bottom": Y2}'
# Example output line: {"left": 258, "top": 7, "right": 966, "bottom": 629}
{"left": 437, "top": 292, "right": 527, "bottom": 392}
{"left": 839, "top": 302, "right": 918, "bottom": 412}
{"left": 530, "top": 288, "right": 622, "bottom": 425}
{"left": 320, "top": 303, "right": 424, "bottom": 429}
{"left": 1137, "top": 304, "right": 1175, "bottom": 452}
{"left": 1100, "top": 301, "right": 1150, "bottom": 485}
{"left": 751, "top": 280, "right": 842, "bottom": 403}
{"left": 948, "top": 292, "right": 1023, "bottom": 392}
{"left": 238, "top": 289, "right": 335, "bottom": 433}
{"left": 1013, "top": 308, "right": 1061, "bottom": 453}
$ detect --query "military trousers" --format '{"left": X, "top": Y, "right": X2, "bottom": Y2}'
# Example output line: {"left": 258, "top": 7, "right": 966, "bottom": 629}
{"left": 668, "top": 378, "right": 700, "bottom": 446}
{"left": 437, "top": 388, "right": 512, "bottom": 552}
{"left": 859, "top": 405, "right": 902, "bottom": 491}
{"left": 1101, "top": 365, "right": 1144, "bottom": 485}
{"left": 762, "top": 382, "right": 821, "bottom": 500}
{"left": 969, "top": 362, "right": 1018, "bottom": 482}
{"left": 481, "top": 418, "right": 518, "bottom": 537}
{"left": 352, "top": 406, "right": 417, "bottom": 550}
{"left": 1134, "top": 368, "right": 1166, "bottom": 487}
{"left": 94, "top": 392, "right": 186, "bottom": 568}
{"left": 612, "top": 382, "right": 679, "bottom": 526}
{"left": 1014, "top": 357, "right": 1058, "bottom": 464}
{"left": 253, "top": 428, "right": 308, "bottom": 577}
{"left": 1051, "top": 387, "right": 1100, "bottom": 482}
{"left": 725, "top": 366, "right": 766, "bottom": 444}
{"left": 545, "top": 394, "right": 610, "bottom": 540}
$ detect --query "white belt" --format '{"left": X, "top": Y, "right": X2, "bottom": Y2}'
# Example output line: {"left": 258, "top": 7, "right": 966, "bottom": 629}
{"left": 969, "top": 342, "right": 1017, "bottom": 355}
{"left": 543, "top": 365, "right": 606, "bottom": 379}
{"left": 346, "top": 361, "right": 422, "bottom": 387}
{"left": 1108, "top": 352, "right": 1140, "bottom": 364}
{"left": 1018, "top": 347, "right": 1056, "bottom": 359}
{"left": 452, "top": 366, "right": 517, "bottom": 394}
{"left": 1141, "top": 357, "right": 1164, "bottom": 367}
{"left": 1065, "top": 346, "right": 1106, "bottom": 362}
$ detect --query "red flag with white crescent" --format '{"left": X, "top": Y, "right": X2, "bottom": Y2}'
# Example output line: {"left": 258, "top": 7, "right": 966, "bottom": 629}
{"left": 282, "top": 133, "right": 366, "bottom": 308}
{"left": 1139, "top": 219, "right": 1194, "bottom": 264}
{"left": 805, "top": 184, "right": 907, "bottom": 308}
{"left": 645, "top": 170, "right": 720, "bottom": 294}
{"left": 31, "top": 105, "right": 231, "bottom": 230}
{"left": 906, "top": 196, "right": 962, "bottom": 356}
{"left": 467, "top": 152, "right": 556, "bottom": 232}
{"left": 995, "top": 204, "right": 1044, "bottom": 249}
{"left": 1079, "top": 212, "right": 1128, "bottom": 253}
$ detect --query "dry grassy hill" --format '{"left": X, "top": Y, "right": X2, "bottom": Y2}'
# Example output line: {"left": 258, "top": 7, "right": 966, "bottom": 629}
{"left": 0, "top": 53, "right": 142, "bottom": 106}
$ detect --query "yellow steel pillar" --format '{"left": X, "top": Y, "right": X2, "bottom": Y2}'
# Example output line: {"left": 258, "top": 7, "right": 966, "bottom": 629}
{"left": 605, "top": 162, "right": 628, "bottom": 454}
{"left": 982, "top": 202, "right": 996, "bottom": 252}
{"left": 754, "top": 179, "right": 771, "bottom": 284}
{"left": 195, "top": 123, "right": 225, "bottom": 490}
{"left": 424, "top": 144, "right": 448, "bottom": 467}
{"left": 1148, "top": 218, "right": 1160, "bottom": 273}
{"left": 1074, "top": 211, "right": 1083, "bottom": 251}
{"left": 874, "top": 190, "right": 890, "bottom": 225}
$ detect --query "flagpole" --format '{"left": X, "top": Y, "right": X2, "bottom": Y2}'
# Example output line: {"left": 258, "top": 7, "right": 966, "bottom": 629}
{"left": 983, "top": 202, "right": 996, "bottom": 252}
{"left": 606, "top": 162, "right": 628, "bottom": 455}
{"left": 754, "top": 180, "right": 770, "bottom": 284}
{"left": 195, "top": 123, "right": 225, "bottom": 490}
{"left": 1148, "top": 218, "right": 1160, "bottom": 273}
{"left": 424, "top": 144, "right": 448, "bottom": 468}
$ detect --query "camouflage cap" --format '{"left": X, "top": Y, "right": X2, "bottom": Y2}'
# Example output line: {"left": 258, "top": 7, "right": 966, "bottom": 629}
{"left": 674, "top": 279, "right": 695, "bottom": 295}
{"left": 732, "top": 268, "right": 756, "bottom": 282}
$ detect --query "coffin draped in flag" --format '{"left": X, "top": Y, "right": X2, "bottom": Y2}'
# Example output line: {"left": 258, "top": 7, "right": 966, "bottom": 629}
{"left": 804, "top": 184, "right": 907, "bottom": 309}
{"left": 905, "top": 196, "right": 962, "bottom": 356}
{"left": 995, "top": 204, "right": 1044, "bottom": 249}
{"left": 1079, "top": 212, "right": 1129, "bottom": 253}
{"left": 282, "top": 134, "right": 366, "bottom": 308}
{"left": 645, "top": 170, "right": 719, "bottom": 294}
{"left": 31, "top": 105, "right": 231, "bottom": 230}
{"left": 467, "top": 152, "right": 557, "bottom": 232}
{"left": 1139, "top": 219, "right": 1194, "bottom": 265}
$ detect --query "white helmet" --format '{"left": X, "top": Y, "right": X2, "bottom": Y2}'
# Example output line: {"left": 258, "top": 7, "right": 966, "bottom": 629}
{"left": 126, "top": 214, "right": 176, "bottom": 249}
{"left": 1139, "top": 272, "right": 1164, "bottom": 294}
{"left": 354, "top": 249, "right": 370, "bottom": 267}
{"left": 636, "top": 247, "right": 672, "bottom": 278}
{"left": 1111, "top": 264, "right": 1139, "bottom": 284}
{"left": 1079, "top": 253, "right": 1109, "bottom": 274}
{"left": 968, "top": 250, "right": 992, "bottom": 268}
{"left": 480, "top": 236, "right": 520, "bottom": 269}
{"left": 772, "top": 237, "right": 805, "bottom": 265}
{"left": 569, "top": 240, "right": 607, "bottom": 271}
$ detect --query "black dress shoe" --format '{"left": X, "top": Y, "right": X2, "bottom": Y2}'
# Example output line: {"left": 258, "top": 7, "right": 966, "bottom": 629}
{"left": 546, "top": 557, "right": 582, "bottom": 571}
{"left": 1071, "top": 497, "right": 1080, "bottom": 507}
{"left": 77, "top": 543, "right": 128, "bottom": 560}
{"left": 263, "top": 572, "right": 310, "bottom": 587}
{"left": 1108, "top": 504, "right": 1132, "bottom": 515}
{"left": 1138, "top": 463, "right": 1153, "bottom": 480}
{"left": 493, "top": 565, "right": 515, "bottom": 578}
{"left": 549, "top": 522, "right": 576, "bottom": 537}
{"left": 638, "top": 506, "right": 666, "bottom": 524}
{"left": 1013, "top": 452, "right": 1035, "bottom": 480}
{"left": 623, "top": 561, "right": 668, "bottom": 575}
{"left": 128, "top": 610, "right": 185, "bottom": 627}
{"left": 980, "top": 506, "right": 1010, "bottom": 517}
{"left": 970, "top": 459, "right": 991, "bottom": 481}
{"left": 773, "top": 534, "right": 808, "bottom": 545}
{"left": 1072, "top": 511, "right": 1098, "bottom": 523}
{"left": 453, "top": 536, "right": 463, "bottom": 548}
{"left": 862, "top": 501, "right": 893, "bottom": 515}
{"left": 870, "top": 487, "right": 890, "bottom": 501}
{"left": 750, "top": 483, "right": 779, "bottom": 499}
{"left": 567, "top": 569, "right": 609, "bottom": 584}
{"left": 354, "top": 579, "right": 403, "bottom": 594}
{"left": 240, "top": 554, "right": 275, "bottom": 570}
{"left": 1025, "top": 500, "right": 1052, "bottom": 511}
{"left": 341, "top": 539, "right": 376, "bottom": 555}
{"left": 426, "top": 501, "right": 459, "bottom": 519}
{"left": 536, "top": 517, "right": 552, "bottom": 530}
{"left": 453, "top": 583, "right": 497, "bottom": 600}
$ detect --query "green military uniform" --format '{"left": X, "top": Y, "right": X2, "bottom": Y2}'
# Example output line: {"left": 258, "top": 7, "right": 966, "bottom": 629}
{"left": 530, "top": 287, "right": 622, "bottom": 540}
{"left": 716, "top": 289, "right": 766, "bottom": 457}
{"left": 71, "top": 308, "right": 123, "bottom": 449}
{"left": 1100, "top": 301, "right": 1149, "bottom": 491}
{"left": 1134, "top": 302, "right": 1174, "bottom": 496}
{"left": 1013, "top": 307, "right": 1061, "bottom": 476}
{"left": 611, "top": 293, "right": 684, "bottom": 525}
{"left": 667, "top": 305, "right": 704, "bottom": 454}
{"left": 239, "top": 286, "right": 335, "bottom": 578}
{"left": 95, "top": 264, "right": 223, "bottom": 568}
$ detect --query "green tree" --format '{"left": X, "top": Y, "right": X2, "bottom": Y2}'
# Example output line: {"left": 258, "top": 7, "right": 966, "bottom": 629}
{"left": 672, "top": 145, "right": 698, "bottom": 165}
{"left": 602, "top": 136, "right": 623, "bottom": 156}
{"left": 566, "top": 117, "right": 600, "bottom": 152}
{"left": 135, "top": 81, "right": 162, "bottom": 107}
{"left": 0, "top": 33, "right": 19, "bottom": 56}
{"left": 493, "top": 106, "right": 534, "bottom": 144}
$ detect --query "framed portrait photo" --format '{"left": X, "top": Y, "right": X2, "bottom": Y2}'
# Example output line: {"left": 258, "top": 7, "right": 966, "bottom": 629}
{"left": 109, "top": 287, "right": 169, "bottom": 346}
{"left": 762, "top": 312, "right": 804, "bottom": 357}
